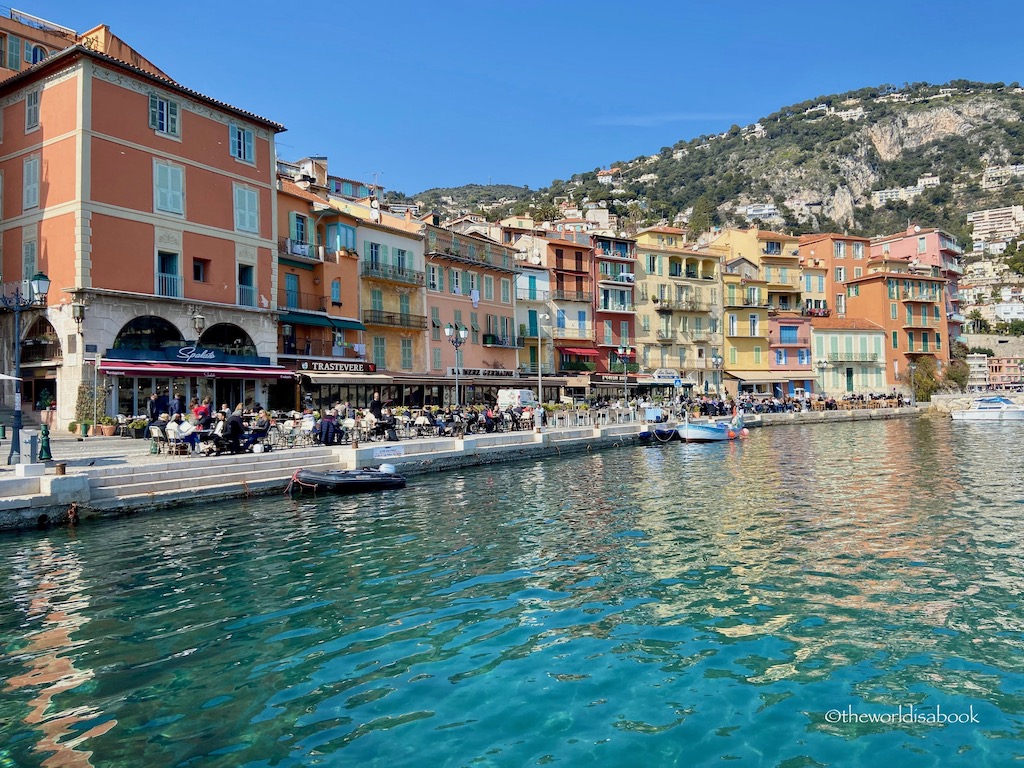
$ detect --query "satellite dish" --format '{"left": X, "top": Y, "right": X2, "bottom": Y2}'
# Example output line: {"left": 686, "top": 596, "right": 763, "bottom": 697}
{"left": 529, "top": 255, "right": 542, "bottom": 264}
{"left": 913, "top": 225, "right": 921, "bottom": 233}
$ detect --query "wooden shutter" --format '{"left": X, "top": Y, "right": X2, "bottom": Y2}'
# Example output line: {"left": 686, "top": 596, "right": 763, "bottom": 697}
{"left": 168, "top": 165, "right": 183, "bottom": 212}
{"left": 243, "top": 129, "right": 254, "bottom": 161}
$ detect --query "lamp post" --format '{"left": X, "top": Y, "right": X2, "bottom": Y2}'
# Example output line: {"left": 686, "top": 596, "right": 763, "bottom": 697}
{"left": 2, "top": 272, "right": 51, "bottom": 464}
{"left": 908, "top": 359, "right": 917, "bottom": 407}
{"left": 445, "top": 323, "right": 469, "bottom": 407}
{"left": 815, "top": 358, "right": 829, "bottom": 396}
{"left": 711, "top": 353, "right": 723, "bottom": 397}
{"left": 617, "top": 343, "right": 633, "bottom": 412}
{"left": 537, "top": 313, "right": 550, "bottom": 406}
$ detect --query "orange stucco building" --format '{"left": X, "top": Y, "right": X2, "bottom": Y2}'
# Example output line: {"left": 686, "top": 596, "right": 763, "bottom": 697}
{"left": 0, "top": 27, "right": 287, "bottom": 428}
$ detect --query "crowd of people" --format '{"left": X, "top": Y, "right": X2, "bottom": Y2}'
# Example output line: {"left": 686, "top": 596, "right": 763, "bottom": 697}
{"left": 144, "top": 391, "right": 271, "bottom": 455}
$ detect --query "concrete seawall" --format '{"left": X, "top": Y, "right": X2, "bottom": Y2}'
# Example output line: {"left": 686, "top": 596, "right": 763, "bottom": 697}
{"left": 0, "top": 407, "right": 922, "bottom": 532}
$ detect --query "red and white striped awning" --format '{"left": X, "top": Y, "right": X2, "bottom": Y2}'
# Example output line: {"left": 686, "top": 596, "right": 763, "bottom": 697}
{"left": 98, "top": 361, "right": 295, "bottom": 379}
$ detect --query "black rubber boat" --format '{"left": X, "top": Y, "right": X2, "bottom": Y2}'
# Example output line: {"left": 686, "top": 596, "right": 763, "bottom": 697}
{"left": 288, "top": 465, "right": 406, "bottom": 494}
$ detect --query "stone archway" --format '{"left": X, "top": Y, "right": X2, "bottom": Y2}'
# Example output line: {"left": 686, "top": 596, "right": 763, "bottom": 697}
{"left": 198, "top": 323, "right": 256, "bottom": 357}
{"left": 113, "top": 316, "right": 185, "bottom": 352}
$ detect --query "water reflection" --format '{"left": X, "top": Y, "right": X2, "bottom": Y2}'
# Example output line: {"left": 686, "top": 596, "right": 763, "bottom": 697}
{"left": 3, "top": 539, "right": 114, "bottom": 767}
{"left": 0, "top": 418, "right": 1022, "bottom": 766}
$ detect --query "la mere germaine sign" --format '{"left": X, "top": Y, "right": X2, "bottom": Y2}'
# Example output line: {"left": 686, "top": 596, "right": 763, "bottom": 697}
{"left": 446, "top": 368, "right": 516, "bottom": 377}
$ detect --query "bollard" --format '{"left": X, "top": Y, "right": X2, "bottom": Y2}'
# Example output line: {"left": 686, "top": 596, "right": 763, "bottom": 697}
{"left": 55, "top": 462, "right": 66, "bottom": 476}
{"left": 0, "top": 424, "right": 5, "bottom": 440}
{"left": 37, "top": 424, "right": 52, "bottom": 461}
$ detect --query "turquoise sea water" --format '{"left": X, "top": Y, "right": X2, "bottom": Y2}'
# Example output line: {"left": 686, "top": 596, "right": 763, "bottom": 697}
{"left": 0, "top": 418, "right": 1022, "bottom": 767}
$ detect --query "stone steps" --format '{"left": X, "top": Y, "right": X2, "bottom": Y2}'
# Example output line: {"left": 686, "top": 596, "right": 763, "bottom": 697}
{"left": 85, "top": 447, "right": 342, "bottom": 509}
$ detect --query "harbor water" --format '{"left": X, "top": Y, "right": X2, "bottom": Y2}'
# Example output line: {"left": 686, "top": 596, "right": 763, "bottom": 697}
{"left": 1, "top": 418, "right": 1022, "bottom": 767}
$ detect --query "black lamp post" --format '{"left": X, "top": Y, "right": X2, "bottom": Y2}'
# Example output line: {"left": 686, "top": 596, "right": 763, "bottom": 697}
{"left": 711, "top": 353, "right": 723, "bottom": 396}
{"left": 3, "top": 272, "right": 51, "bottom": 464}
{"left": 908, "top": 360, "right": 917, "bottom": 407}
{"left": 445, "top": 323, "right": 469, "bottom": 406}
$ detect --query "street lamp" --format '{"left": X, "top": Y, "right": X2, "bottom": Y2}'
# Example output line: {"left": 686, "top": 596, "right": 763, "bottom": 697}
{"left": 711, "top": 353, "right": 723, "bottom": 397}
{"left": 2, "top": 271, "right": 50, "bottom": 464}
{"left": 815, "top": 358, "right": 829, "bottom": 395}
{"left": 537, "top": 313, "right": 550, "bottom": 406}
{"left": 908, "top": 359, "right": 917, "bottom": 407}
{"left": 617, "top": 343, "right": 633, "bottom": 410}
{"left": 445, "top": 323, "right": 469, "bottom": 407}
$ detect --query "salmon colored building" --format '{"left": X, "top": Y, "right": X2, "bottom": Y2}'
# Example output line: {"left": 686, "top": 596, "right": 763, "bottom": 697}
{"left": 844, "top": 254, "right": 950, "bottom": 391}
{"left": 0, "top": 30, "right": 287, "bottom": 429}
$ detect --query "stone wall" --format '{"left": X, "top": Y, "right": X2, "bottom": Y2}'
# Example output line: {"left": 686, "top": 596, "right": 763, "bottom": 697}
{"left": 929, "top": 392, "right": 1024, "bottom": 415}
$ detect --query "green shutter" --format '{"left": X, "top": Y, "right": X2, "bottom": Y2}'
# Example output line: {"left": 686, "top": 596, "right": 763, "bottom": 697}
{"left": 381, "top": 244, "right": 389, "bottom": 265}
{"left": 149, "top": 93, "right": 159, "bottom": 129}
{"left": 363, "top": 240, "right": 371, "bottom": 259}
{"left": 289, "top": 211, "right": 298, "bottom": 241}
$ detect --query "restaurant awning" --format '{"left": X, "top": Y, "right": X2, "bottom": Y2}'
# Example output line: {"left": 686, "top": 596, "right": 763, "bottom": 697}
{"left": 98, "top": 361, "right": 295, "bottom": 379}
{"left": 725, "top": 370, "right": 792, "bottom": 384}
{"left": 558, "top": 347, "right": 599, "bottom": 357}
{"left": 304, "top": 373, "right": 394, "bottom": 384}
{"left": 278, "top": 312, "right": 366, "bottom": 331}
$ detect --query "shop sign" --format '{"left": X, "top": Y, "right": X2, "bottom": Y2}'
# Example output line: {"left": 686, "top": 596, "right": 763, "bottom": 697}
{"left": 169, "top": 346, "right": 221, "bottom": 363}
{"left": 300, "top": 360, "right": 377, "bottom": 373}
{"left": 445, "top": 368, "right": 516, "bottom": 377}
{"left": 652, "top": 368, "right": 680, "bottom": 381}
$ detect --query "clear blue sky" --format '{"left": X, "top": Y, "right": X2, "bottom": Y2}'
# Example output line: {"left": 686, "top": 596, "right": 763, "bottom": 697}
{"left": 40, "top": 0, "right": 1024, "bottom": 195}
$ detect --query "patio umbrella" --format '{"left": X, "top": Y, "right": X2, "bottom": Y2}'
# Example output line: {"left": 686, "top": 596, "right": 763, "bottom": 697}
{"left": 0, "top": 373, "right": 21, "bottom": 381}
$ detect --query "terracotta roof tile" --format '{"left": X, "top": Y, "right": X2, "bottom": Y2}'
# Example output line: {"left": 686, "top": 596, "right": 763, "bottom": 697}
{"left": 810, "top": 316, "right": 884, "bottom": 331}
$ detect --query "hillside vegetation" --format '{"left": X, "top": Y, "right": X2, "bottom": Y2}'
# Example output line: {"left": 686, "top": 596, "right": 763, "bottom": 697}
{"left": 409, "top": 81, "right": 1024, "bottom": 243}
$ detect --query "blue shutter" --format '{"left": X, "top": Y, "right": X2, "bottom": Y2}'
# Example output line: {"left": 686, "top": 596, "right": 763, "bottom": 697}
{"left": 243, "top": 129, "right": 253, "bottom": 162}
{"left": 289, "top": 212, "right": 299, "bottom": 242}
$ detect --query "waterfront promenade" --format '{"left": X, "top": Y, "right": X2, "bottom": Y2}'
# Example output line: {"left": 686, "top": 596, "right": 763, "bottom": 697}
{"left": 0, "top": 404, "right": 922, "bottom": 531}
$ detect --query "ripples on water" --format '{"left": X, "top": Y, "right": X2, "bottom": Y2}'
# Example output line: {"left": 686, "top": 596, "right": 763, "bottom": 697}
{"left": 1, "top": 419, "right": 1023, "bottom": 767}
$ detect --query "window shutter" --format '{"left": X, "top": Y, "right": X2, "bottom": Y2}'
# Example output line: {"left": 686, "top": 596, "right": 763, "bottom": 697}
{"left": 23, "top": 40, "right": 31, "bottom": 62}
{"left": 243, "top": 129, "right": 253, "bottom": 162}
{"left": 234, "top": 185, "right": 245, "bottom": 230}
{"left": 169, "top": 166, "right": 183, "bottom": 212}
{"left": 363, "top": 240, "right": 372, "bottom": 260}
{"left": 381, "top": 244, "right": 389, "bottom": 265}
{"left": 148, "top": 94, "right": 159, "bottom": 129}
{"left": 155, "top": 163, "right": 169, "bottom": 210}
{"left": 229, "top": 125, "right": 239, "bottom": 157}
{"left": 167, "top": 101, "right": 179, "bottom": 135}
{"left": 289, "top": 211, "right": 298, "bottom": 241}
{"left": 8, "top": 36, "right": 20, "bottom": 70}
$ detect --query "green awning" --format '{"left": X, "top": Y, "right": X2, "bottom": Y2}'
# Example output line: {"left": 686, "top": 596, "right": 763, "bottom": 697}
{"left": 330, "top": 318, "right": 366, "bottom": 331}
{"left": 278, "top": 312, "right": 334, "bottom": 329}
{"left": 278, "top": 313, "right": 365, "bottom": 331}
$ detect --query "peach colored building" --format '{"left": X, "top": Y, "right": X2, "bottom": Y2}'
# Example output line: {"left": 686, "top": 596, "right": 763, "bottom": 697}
{"left": 0, "top": 32, "right": 287, "bottom": 428}
{"left": 798, "top": 233, "right": 872, "bottom": 318}
{"left": 844, "top": 254, "right": 950, "bottom": 390}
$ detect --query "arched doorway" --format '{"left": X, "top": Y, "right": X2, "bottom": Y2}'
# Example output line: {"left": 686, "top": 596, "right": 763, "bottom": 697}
{"left": 197, "top": 323, "right": 259, "bottom": 410}
{"left": 111, "top": 317, "right": 186, "bottom": 417}
{"left": 21, "top": 316, "right": 61, "bottom": 417}
{"left": 113, "top": 316, "right": 184, "bottom": 352}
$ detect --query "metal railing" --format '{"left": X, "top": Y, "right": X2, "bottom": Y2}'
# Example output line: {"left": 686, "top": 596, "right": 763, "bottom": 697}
{"left": 598, "top": 302, "right": 636, "bottom": 312}
{"left": 552, "top": 290, "right": 592, "bottom": 302}
{"left": 279, "top": 290, "right": 326, "bottom": 313}
{"left": 360, "top": 261, "right": 426, "bottom": 286}
{"left": 827, "top": 352, "right": 880, "bottom": 363}
{"left": 157, "top": 272, "right": 182, "bottom": 298}
{"left": 482, "top": 334, "right": 525, "bottom": 348}
{"left": 768, "top": 335, "right": 810, "bottom": 345}
{"left": 516, "top": 289, "right": 549, "bottom": 302}
{"left": 279, "top": 338, "right": 365, "bottom": 358}
{"left": 550, "top": 326, "right": 591, "bottom": 339}
{"left": 237, "top": 284, "right": 256, "bottom": 308}
{"left": 362, "top": 309, "right": 428, "bottom": 329}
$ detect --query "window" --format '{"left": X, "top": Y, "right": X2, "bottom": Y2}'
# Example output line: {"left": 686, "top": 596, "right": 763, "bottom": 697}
{"left": 394, "top": 248, "right": 409, "bottom": 273}
{"left": 854, "top": 267, "right": 862, "bottom": 278}
{"left": 483, "top": 275, "right": 494, "bottom": 301}
{"left": 449, "top": 268, "right": 461, "bottom": 295}
{"left": 22, "top": 237, "right": 36, "bottom": 280}
{"left": 233, "top": 184, "right": 258, "bottom": 233}
{"left": 331, "top": 279, "right": 341, "bottom": 305}
{"left": 835, "top": 294, "right": 845, "bottom": 315}
{"left": 891, "top": 302, "right": 897, "bottom": 319}
{"left": 22, "top": 154, "right": 39, "bottom": 210}
{"left": 399, "top": 294, "right": 410, "bottom": 318}
{"left": 917, "top": 236, "right": 927, "bottom": 253}
{"left": 148, "top": 93, "right": 180, "bottom": 137}
{"left": 290, "top": 212, "right": 309, "bottom": 244}
{"left": 748, "top": 314, "right": 759, "bottom": 337}
{"left": 500, "top": 278, "right": 511, "bottom": 303}
{"left": 432, "top": 347, "right": 442, "bottom": 370}
{"left": 428, "top": 265, "right": 441, "bottom": 291}
{"left": 834, "top": 241, "right": 846, "bottom": 258}
{"left": 779, "top": 326, "right": 798, "bottom": 344}
{"left": 431, "top": 306, "right": 441, "bottom": 340}
{"left": 400, "top": 338, "right": 413, "bottom": 370}
{"left": 797, "top": 349, "right": 810, "bottom": 365}
{"left": 371, "top": 289, "right": 383, "bottom": 312}
{"left": 25, "top": 88, "right": 39, "bottom": 131}
{"left": 907, "top": 332, "right": 915, "bottom": 352}
{"left": 468, "top": 271, "right": 479, "bottom": 292}
{"left": 775, "top": 349, "right": 787, "bottom": 365}
{"left": 238, "top": 264, "right": 255, "bottom": 307}
{"left": 817, "top": 276, "right": 824, "bottom": 292}
{"left": 470, "top": 312, "right": 479, "bottom": 344}
{"left": 6, "top": 35, "right": 20, "bottom": 71}
{"left": 326, "top": 223, "right": 356, "bottom": 252}
{"left": 373, "top": 336, "right": 386, "bottom": 370}
{"left": 193, "top": 258, "right": 209, "bottom": 282}
{"left": 154, "top": 160, "right": 184, "bottom": 214}
{"left": 834, "top": 266, "right": 846, "bottom": 282}
{"left": 892, "top": 331, "right": 898, "bottom": 349}
{"left": 729, "top": 347, "right": 737, "bottom": 365}
{"left": 753, "top": 346, "right": 762, "bottom": 365}
{"left": 853, "top": 242, "right": 864, "bottom": 259}
{"left": 229, "top": 124, "right": 254, "bottom": 162}
{"left": 157, "top": 251, "right": 181, "bottom": 297}
{"left": 646, "top": 254, "right": 657, "bottom": 272}
{"left": 936, "top": 332, "right": 942, "bottom": 350}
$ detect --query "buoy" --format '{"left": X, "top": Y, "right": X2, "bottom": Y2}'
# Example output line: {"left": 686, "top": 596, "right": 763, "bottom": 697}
{"left": 728, "top": 430, "right": 736, "bottom": 439}
{"left": 740, "top": 428, "right": 749, "bottom": 436}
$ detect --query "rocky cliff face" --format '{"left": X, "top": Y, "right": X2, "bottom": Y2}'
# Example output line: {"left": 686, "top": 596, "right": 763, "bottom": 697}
{"left": 866, "top": 100, "right": 1014, "bottom": 162}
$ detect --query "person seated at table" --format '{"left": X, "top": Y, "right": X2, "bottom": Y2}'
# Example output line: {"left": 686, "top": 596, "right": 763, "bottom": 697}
{"left": 316, "top": 409, "right": 338, "bottom": 445}
{"left": 243, "top": 409, "right": 271, "bottom": 452}
{"left": 176, "top": 416, "right": 201, "bottom": 452}
{"left": 213, "top": 406, "right": 245, "bottom": 455}
{"left": 149, "top": 412, "right": 170, "bottom": 435}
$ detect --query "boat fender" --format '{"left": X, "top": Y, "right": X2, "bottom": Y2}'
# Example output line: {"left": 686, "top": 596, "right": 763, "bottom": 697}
{"left": 728, "top": 431, "right": 736, "bottom": 439}
{"left": 740, "top": 428, "right": 749, "bottom": 437}
{"left": 379, "top": 463, "right": 397, "bottom": 475}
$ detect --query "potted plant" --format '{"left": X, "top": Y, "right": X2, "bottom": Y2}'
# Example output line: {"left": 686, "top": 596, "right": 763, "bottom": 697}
{"left": 98, "top": 416, "right": 118, "bottom": 436}
{"left": 129, "top": 418, "right": 148, "bottom": 438}
{"left": 69, "top": 420, "right": 78, "bottom": 435}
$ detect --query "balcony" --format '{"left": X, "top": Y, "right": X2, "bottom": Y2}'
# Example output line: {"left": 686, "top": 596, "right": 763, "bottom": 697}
{"left": 598, "top": 272, "right": 635, "bottom": 285}
{"left": 554, "top": 259, "right": 588, "bottom": 273}
{"left": 361, "top": 261, "right": 425, "bottom": 286}
{"left": 551, "top": 325, "right": 591, "bottom": 340}
{"left": 519, "top": 363, "right": 557, "bottom": 375}
{"left": 801, "top": 307, "right": 832, "bottom": 318}
{"left": 237, "top": 284, "right": 256, "bottom": 308}
{"left": 726, "top": 330, "right": 767, "bottom": 338}
{"left": 594, "top": 246, "right": 634, "bottom": 261}
{"left": 902, "top": 317, "right": 942, "bottom": 329}
{"left": 828, "top": 352, "right": 880, "bottom": 363}
{"left": 656, "top": 330, "right": 675, "bottom": 343}
{"left": 725, "top": 297, "right": 768, "bottom": 308}
{"left": 901, "top": 290, "right": 937, "bottom": 303}
{"left": 516, "top": 289, "right": 549, "bottom": 302}
{"left": 157, "top": 272, "right": 183, "bottom": 298}
{"left": 482, "top": 334, "right": 524, "bottom": 348}
{"left": 598, "top": 302, "right": 636, "bottom": 313}
{"left": 278, "top": 237, "right": 336, "bottom": 263}
{"left": 279, "top": 290, "right": 326, "bottom": 313}
{"left": 556, "top": 360, "right": 596, "bottom": 373}
{"left": 552, "top": 290, "right": 593, "bottom": 302}
{"left": 768, "top": 334, "right": 809, "bottom": 346}
{"left": 279, "top": 338, "right": 365, "bottom": 358}
{"left": 680, "top": 329, "right": 714, "bottom": 340}
{"left": 362, "top": 310, "right": 428, "bottom": 329}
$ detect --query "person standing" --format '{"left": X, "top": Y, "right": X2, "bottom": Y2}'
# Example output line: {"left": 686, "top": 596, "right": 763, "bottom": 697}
{"left": 368, "top": 391, "right": 384, "bottom": 421}
{"left": 147, "top": 393, "right": 160, "bottom": 425}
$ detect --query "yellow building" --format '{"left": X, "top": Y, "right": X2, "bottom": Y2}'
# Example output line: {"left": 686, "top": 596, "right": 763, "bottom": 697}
{"left": 634, "top": 227, "right": 721, "bottom": 393}
{"left": 722, "top": 259, "right": 772, "bottom": 396}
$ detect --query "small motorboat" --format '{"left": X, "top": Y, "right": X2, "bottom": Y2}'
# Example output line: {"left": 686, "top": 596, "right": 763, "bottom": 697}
{"left": 287, "top": 464, "right": 406, "bottom": 494}
{"left": 676, "top": 414, "right": 749, "bottom": 443}
{"left": 950, "top": 396, "right": 1024, "bottom": 422}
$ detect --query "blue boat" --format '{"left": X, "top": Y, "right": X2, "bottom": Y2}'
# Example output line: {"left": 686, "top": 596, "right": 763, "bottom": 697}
{"left": 676, "top": 414, "right": 749, "bottom": 443}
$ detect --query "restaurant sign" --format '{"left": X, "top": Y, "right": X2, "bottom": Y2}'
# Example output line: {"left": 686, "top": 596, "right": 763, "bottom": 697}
{"left": 300, "top": 360, "right": 377, "bottom": 373}
{"left": 445, "top": 368, "right": 516, "bottom": 377}
{"left": 169, "top": 346, "right": 223, "bottom": 363}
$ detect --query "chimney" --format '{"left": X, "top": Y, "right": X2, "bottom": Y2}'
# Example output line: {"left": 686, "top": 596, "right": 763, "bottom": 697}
{"left": 405, "top": 209, "right": 412, "bottom": 222}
